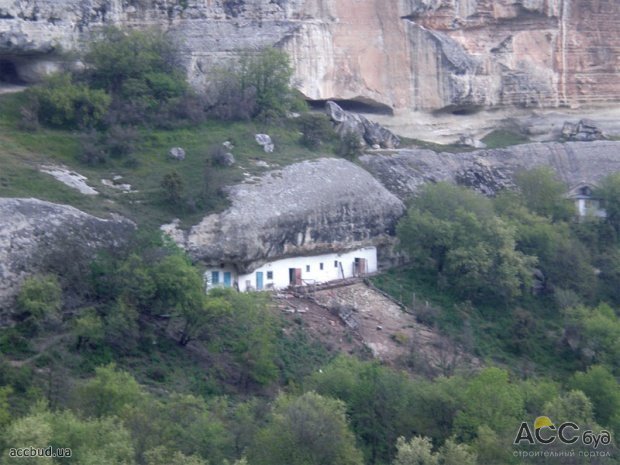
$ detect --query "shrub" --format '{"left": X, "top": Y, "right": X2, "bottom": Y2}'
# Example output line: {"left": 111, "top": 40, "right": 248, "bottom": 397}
{"left": 161, "top": 171, "right": 184, "bottom": 205}
{"left": 85, "top": 27, "right": 188, "bottom": 125}
{"left": 298, "top": 113, "right": 336, "bottom": 149}
{"left": 15, "top": 275, "right": 62, "bottom": 327}
{"left": 31, "top": 73, "right": 111, "bottom": 129}
{"left": 337, "top": 130, "right": 363, "bottom": 159}
{"left": 207, "top": 47, "right": 300, "bottom": 120}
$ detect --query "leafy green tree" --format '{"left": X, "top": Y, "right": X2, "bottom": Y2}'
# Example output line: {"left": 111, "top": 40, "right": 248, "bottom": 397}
{"left": 397, "top": 183, "right": 535, "bottom": 302}
{"left": 561, "top": 304, "right": 620, "bottom": 369}
{"left": 73, "top": 308, "right": 104, "bottom": 350}
{"left": 597, "top": 172, "right": 620, "bottom": 236}
{"left": 145, "top": 447, "right": 208, "bottom": 465}
{"left": 209, "top": 47, "right": 301, "bottom": 120}
{"left": 570, "top": 365, "right": 620, "bottom": 433}
{"left": 31, "top": 73, "right": 111, "bottom": 129}
{"left": 495, "top": 194, "right": 596, "bottom": 296}
{"left": 513, "top": 167, "right": 573, "bottom": 221}
{"left": 77, "top": 364, "right": 145, "bottom": 418}
{"left": 161, "top": 171, "right": 184, "bottom": 205}
{"left": 251, "top": 392, "right": 363, "bottom": 465}
{"left": 453, "top": 367, "right": 525, "bottom": 441}
{"left": 50, "top": 410, "right": 135, "bottom": 465}
{"left": 438, "top": 438, "right": 477, "bottom": 465}
{"left": 543, "top": 390, "right": 595, "bottom": 425}
{"left": 0, "top": 386, "right": 13, "bottom": 431}
{"left": 212, "top": 289, "right": 278, "bottom": 386}
{"left": 86, "top": 27, "right": 185, "bottom": 103}
{"left": 16, "top": 275, "right": 62, "bottom": 329}
{"left": 2, "top": 406, "right": 53, "bottom": 465}
{"left": 308, "top": 356, "right": 417, "bottom": 464}
{"left": 298, "top": 113, "right": 336, "bottom": 149}
{"left": 393, "top": 436, "right": 438, "bottom": 465}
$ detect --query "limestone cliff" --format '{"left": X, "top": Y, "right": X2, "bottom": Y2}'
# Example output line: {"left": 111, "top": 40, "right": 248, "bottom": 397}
{"left": 0, "top": 198, "right": 134, "bottom": 313}
{"left": 179, "top": 158, "right": 405, "bottom": 272}
{"left": 360, "top": 140, "right": 620, "bottom": 200}
{"left": 2, "top": 0, "right": 619, "bottom": 114}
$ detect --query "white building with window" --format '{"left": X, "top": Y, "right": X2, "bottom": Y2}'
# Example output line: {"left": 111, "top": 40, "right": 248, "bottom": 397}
{"left": 204, "top": 246, "right": 377, "bottom": 292}
{"left": 566, "top": 182, "right": 607, "bottom": 219}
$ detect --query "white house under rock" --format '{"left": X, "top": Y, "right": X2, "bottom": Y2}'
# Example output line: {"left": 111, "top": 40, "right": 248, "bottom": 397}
{"left": 205, "top": 247, "right": 377, "bottom": 292}
{"left": 566, "top": 182, "right": 607, "bottom": 219}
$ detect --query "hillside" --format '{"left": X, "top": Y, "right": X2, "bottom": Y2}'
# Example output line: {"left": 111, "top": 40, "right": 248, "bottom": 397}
{"left": 1, "top": 25, "right": 620, "bottom": 465}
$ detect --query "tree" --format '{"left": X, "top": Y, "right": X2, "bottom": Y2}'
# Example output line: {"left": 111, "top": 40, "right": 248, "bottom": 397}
{"left": 308, "top": 356, "right": 417, "bottom": 464}
{"left": 495, "top": 194, "right": 596, "bottom": 296}
{"left": 161, "top": 171, "right": 184, "bottom": 205}
{"left": 30, "top": 73, "right": 111, "bottom": 129}
{"left": 561, "top": 304, "right": 620, "bottom": 369}
{"left": 86, "top": 27, "right": 185, "bottom": 101}
{"left": 453, "top": 367, "right": 524, "bottom": 441}
{"left": 438, "top": 439, "right": 477, "bottom": 465}
{"left": 570, "top": 365, "right": 620, "bottom": 434}
{"left": 298, "top": 113, "right": 336, "bottom": 150}
{"left": 77, "top": 364, "right": 145, "bottom": 418}
{"left": 211, "top": 289, "right": 279, "bottom": 386}
{"left": 513, "top": 167, "right": 573, "bottom": 221}
{"left": 251, "top": 392, "right": 363, "bottom": 465}
{"left": 397, "top": 183, "right": 535, "bottom": 302}
{"left": 393, "top": 436, "right": 438, "bottom": 465}
{"left": 72, "top": 308, "right": 104, "bottom": 350}
{"left": 16, "top": 275, "right": 62, "bottom": 330}
{"left": 597, "top": 172, "right": 620, "bottom": 236}
{"left": 208, "top": 47, "right": 302, "bottom": 120}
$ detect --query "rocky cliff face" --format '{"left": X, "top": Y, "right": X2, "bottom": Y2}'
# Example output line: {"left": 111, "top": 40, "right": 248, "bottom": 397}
{"left": 360, "top": 140, "right": 620, "bottom": 200}
{"left": 2, "top": 0, "right": 619, "bottom": 114}
{"left": 175, "top": 158, "right": 405, "bottom": 272}
{"left": 0, "top": 198, "right": 134, "bottom": 313}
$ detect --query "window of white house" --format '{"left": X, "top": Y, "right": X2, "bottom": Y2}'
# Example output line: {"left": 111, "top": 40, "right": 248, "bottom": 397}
{"left": 306, "top": 265, "right": 310, "bottom": 272}
{"left": 334, "top": 260, "right": 338, "bottom": 268}
{"left": 320, "top": 262, "right": 324, "bottom": 270}
{"left": 267, "top": 271, "right": 273, "bottom": 280}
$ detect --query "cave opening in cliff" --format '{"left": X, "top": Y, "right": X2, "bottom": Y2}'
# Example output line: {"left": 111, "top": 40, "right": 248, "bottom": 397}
{"left": 309, "top": 99, "right": 394, "bottom": 116}
{"left": 0, "top": 58, "right": 22, "bottom": 84}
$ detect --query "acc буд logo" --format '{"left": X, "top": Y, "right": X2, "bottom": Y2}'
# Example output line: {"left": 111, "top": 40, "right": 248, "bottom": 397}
{"left": 514, "top": 416, "right": 612, "bottom": 449}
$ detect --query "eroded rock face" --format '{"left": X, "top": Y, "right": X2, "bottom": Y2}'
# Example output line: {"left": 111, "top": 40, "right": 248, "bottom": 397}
{"left": 2, "top": 0, "right": 619, "bottom": 113}
{"left": 0, "top": 198, "right": 134, "bottom": 314}
{"left": 182, "top": 158, "right": 405, "bottom": 272}
{"left": 360, "top": 140, "right": 620, "bottom": 200}
{"left": 326, "top": 101, "right": 400, "bottom": 149}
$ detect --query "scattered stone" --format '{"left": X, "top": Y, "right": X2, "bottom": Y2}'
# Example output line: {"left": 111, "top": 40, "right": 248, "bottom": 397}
{"left": 325, "top": 101, "right": 400, "bottom": 149}
{"left": 169, "top": 147, "right": 186, "bottom": 161}
{"left": 222, "top": 140, "right": 234, "bottom": 150}
{"left": 255, "top": 134, "right": 274, "bottom": 153}
{"left": 253, "top": 160, "right": 270, "bottom": 168}
{"left": 213, "top": 151, "right": 235, "bottom": 167}
{"left": 40, "top": 165, "right": 98, "bottom": 195}
{"left": 561, "top": 119, "right": 607, "bottom": 142}
{"left": 101, "top": 179, "right": 135, "bottom": 193}
{"left": 459, "top": 134, "right": 487, "bottom": 149}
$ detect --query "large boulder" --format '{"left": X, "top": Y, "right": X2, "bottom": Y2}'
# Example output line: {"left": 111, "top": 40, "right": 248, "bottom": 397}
{"left": 0, "top": 198, "right": 134, "bottom": 316}
{"left": 179, "top": 158, "right": 405, "bottom": 272}
{"left": 360, "top": 141, "right": 620, "bottom": 200}
{"left": 326, "top": 101, "right": 400, "bottom": 149}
